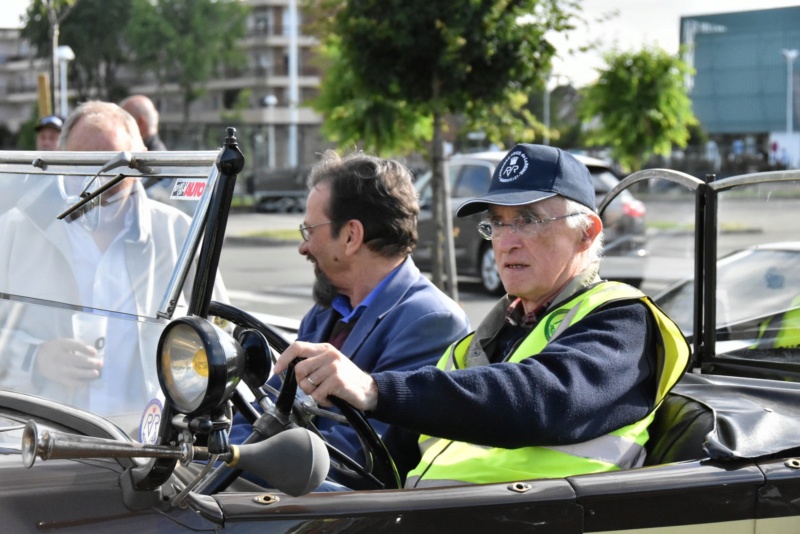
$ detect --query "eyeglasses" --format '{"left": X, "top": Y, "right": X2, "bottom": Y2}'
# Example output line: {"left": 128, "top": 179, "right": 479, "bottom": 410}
{"left": 477, "top": 213, "right": 580, "bottom": 240}
{"left": 299, "top": 221, "right": 332, "bottom": 241}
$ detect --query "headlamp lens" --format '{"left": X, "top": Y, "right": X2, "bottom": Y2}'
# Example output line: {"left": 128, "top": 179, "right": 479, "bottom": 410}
{"left": 161, "top": 323, "right": 209, "bottom": 412}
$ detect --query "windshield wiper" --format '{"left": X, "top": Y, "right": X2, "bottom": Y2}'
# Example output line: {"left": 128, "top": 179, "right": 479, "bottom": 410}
{"left": 56, "top": 151, "right": 160, "bottom": 221}
{"left": 57, "top": 173, "right": 127, "bottom": 221}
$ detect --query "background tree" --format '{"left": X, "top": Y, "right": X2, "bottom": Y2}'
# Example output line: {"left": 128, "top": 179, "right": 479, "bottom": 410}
{"left": 311, "top": 0, "right": 580, "bottom": 296}
{"left": 126, "top": 0, "right": 249, "bottom": 125}
{"left": 311, "top": 36, "right": 432, "bottom": 155}
{"left": 21, "top": 0, "right": 78, "bottom": 111}
{"left": 23, "top": 0, "right": 133, "bottom": 103}
{"left": 579, "top": 46, "right": 698, "bottom": 173}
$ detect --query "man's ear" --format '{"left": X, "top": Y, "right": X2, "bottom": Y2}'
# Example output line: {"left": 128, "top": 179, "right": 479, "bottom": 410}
{"left": 580, "top": 212, "right": 603, "bottom": 250}
{"left": 343, "top": 219, "right": 365, "bottom": 255}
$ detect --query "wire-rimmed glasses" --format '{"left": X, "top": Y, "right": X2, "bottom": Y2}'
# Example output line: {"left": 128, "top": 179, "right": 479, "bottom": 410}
{"left": 477, "top": 213, "right": 580, "bottom": 240}
{"left": 299, "top": 221, "right": 333, "bottom": 241}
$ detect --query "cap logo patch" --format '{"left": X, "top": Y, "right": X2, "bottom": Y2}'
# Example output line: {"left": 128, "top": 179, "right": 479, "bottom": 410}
{"left": 497, "top": 150, "right": 529, "bottom": 183}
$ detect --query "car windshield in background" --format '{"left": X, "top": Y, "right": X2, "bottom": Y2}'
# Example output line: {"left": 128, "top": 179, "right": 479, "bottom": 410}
{"left": 0, "top": 151, "right": 218, "bottom": 434}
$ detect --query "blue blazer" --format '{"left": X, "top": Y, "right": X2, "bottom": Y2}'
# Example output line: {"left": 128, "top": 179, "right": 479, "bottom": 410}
{"left": 230, "top": 258, "right": 470, "bottom": 483}
{"left": 292, "top": 257, "right": 470, "bottom": 467}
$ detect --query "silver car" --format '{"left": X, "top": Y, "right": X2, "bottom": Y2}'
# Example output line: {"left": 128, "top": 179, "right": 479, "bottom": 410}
{"left": 413, "top": 151, "right": 648, "bottom": 293}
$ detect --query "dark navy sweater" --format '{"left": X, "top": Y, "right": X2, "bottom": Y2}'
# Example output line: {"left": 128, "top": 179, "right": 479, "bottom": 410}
{"left": 372, "top": 301, "right": 658, "bottom": 476}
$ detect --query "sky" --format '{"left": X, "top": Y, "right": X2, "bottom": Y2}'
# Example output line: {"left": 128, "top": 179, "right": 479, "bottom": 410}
{"left": 3, "top": 0, "right": 800, "bottom": 87}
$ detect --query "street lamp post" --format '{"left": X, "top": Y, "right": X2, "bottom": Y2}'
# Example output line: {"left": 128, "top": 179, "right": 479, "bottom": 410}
{"left": 543, "top": 72, "right": 567, "bottom": 146}
{"left": 288, "top": 0, "right": 299, "bottom": 168}
{"left": 782, "top": 49, "right": 798, "bottom": 135}
{"left": 263, "top": 94, "right": 278, "bottom": 169}
{"left": 56, "top": 45, "right": 75, "bottom": 118}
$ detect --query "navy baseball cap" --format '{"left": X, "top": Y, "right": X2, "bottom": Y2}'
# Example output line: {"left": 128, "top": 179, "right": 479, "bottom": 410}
{"left": 35, "top": 115, "right": 63, "bottom": 132}
{"left": 455, "top": 144, "right": 596, "bottom": 217}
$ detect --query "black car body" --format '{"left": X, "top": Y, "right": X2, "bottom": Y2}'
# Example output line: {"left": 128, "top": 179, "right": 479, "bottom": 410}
{"left": 413, "top": 151, "right": 647, "bottom": 293}
{"left": 3, "top": 136, "right": 800, "bottom": 532}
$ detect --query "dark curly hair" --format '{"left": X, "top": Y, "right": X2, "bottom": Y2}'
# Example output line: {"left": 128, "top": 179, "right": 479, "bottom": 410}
{"left": 308, "top": 150, "right": 418, "bottom": 258}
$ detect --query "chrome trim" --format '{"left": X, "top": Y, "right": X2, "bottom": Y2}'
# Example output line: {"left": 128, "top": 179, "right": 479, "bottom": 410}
{"left": 0, "top": 150, "right": 219, "bottom": 167}
{"left": 598, "top": 168, "right": 703, "bottom": 215}
{"left": 710, "top": 169, "right": 800, "bottom": 191}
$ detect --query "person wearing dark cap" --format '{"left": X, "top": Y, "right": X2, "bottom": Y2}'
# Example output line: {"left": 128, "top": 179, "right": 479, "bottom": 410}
{"left": 272, "top": 143, "right": 690, "bottom": 488}
{"left": 35, "top": 115, "right": 63, "bottom": 151}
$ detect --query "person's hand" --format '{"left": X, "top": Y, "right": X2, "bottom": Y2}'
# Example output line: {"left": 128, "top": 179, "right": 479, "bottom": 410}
{"left": 34, "top": 338, "right": 103, "bottom": 388}
{"left": 274, "top": 341, "right": 378, "bottom": 411}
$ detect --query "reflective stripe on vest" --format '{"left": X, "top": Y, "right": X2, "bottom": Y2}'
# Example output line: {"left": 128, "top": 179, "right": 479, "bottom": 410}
{"left": 406, "top": 281, "right": 690, "bottom": 488}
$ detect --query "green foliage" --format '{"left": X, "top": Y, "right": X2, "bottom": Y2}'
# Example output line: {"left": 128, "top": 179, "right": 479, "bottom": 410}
{"left": 126, "top": 0, "right": 249, "bottom": 122}
{"left": 50, "top": 0, "right": 131, "bottom": 101}
{"left": 310, "top": 0, "right": 581, "bottom": 295}
{"left": 311, "top": 37, "right": 432, "bottom": 155}
{"left": 579, "top": 46, "right": 698, "bottom": 172}
{"left": 310, "top": 0, "right": 581, "bottom": 153}
{"left": 21, "top": 0, "right": 247, "bottom": 113}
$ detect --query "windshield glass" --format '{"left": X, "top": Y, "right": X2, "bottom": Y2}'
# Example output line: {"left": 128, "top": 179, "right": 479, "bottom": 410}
{"left": 655, "top": 176, "right": 800, "bottom": 363}
{"left": 0, "top": 151, "right": 218, "bottom": 436}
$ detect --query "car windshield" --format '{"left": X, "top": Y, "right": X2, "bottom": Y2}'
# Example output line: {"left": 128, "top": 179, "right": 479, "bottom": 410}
{"left": 652, "top": 173, "right": 800, "bottom": 365}
{"left": 0, "top": 151, "right": 219, "bottom": 437}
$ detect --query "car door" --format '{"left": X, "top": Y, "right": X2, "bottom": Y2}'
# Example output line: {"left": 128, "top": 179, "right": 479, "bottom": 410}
{"left": 415, "top": 160, "right": 492, "bottom": 273}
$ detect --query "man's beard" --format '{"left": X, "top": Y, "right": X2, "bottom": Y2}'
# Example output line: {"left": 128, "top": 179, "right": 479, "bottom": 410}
{"left": 312, "top": 266, "right": 338, "bottom": 307}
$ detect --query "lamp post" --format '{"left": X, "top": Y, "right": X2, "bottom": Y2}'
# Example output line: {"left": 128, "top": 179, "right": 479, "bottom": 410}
{"left": 287, "top": 0, "right": 299, "bottom": 168}
{"left": 782, "top": 49, "right": 798, "bottom": 135}
{"left": 56, "top": 45, "right": 75, "bottom": 118}
{"left": 543, "top": 72, "right": 567, "bottom": 146}
{"left": 263, "top": 94, "right": 278, "bottom": 169}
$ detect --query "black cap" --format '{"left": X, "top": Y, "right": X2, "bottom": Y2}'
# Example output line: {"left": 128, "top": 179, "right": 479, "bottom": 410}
{"left": 35, "top": 115, "right": 63, "bottom": 132}
{"left": 455, "top": 144, "right": 596, "bottom": 217}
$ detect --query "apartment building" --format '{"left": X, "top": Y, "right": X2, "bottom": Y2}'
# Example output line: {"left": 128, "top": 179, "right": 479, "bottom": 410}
{"left": 0, "top": 0, "right": 328, "bottom": 172}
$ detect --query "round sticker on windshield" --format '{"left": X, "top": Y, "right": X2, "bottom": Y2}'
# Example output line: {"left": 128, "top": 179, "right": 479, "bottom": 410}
{"left": 139, "top": 398, "right": 163, "bottom": 445}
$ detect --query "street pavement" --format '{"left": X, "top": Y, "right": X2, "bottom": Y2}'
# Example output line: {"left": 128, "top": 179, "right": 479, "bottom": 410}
{"left": 224, "top": 211, "right": 305, "bottom": 243}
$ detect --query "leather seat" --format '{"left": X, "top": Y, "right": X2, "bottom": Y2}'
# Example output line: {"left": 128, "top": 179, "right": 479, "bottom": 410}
{"left": 644, "top": 393, "right": 714, "bottom": 465}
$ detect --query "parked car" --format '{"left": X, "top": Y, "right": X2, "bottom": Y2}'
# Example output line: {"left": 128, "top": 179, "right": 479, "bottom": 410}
{"left": 250, "top": 167, "right": 309, "bottom": 213}
{"left": 412, "top": 151, "right": 647, "bottom": 294}
{"left": 5, "top": 141, "right": 800, "bottom": 531}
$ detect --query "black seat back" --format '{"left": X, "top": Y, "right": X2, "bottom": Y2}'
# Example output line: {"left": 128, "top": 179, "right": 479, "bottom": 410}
{"left": 644, "top": 393, "right": 714, "bottom": 465}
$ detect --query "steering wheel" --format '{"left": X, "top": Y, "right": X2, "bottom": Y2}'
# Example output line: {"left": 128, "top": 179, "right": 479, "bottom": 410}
{"left": 204, "top": 301, "right": 401, "bottom": 492}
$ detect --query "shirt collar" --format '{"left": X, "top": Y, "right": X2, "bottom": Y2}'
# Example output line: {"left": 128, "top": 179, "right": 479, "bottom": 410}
{"left": 331, "top": 262, "right": 404, "bottom": 323}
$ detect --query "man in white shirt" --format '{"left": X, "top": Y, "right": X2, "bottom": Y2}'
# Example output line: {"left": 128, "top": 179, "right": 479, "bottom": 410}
{"left": 0, "top": 101, "right": 226, "bottom": 414}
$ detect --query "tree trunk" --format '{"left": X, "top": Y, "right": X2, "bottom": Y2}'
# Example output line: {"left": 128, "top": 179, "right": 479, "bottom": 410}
{"left": 430, "top": 78, "right": 458, "bottom": 301}
{"left": 430, "top": 109, "right": 444, "bottom": 291}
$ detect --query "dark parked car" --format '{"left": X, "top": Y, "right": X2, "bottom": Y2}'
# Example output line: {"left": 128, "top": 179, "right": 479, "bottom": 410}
{"left": 413, "top": 151, "right": 647, "bottom": 293}
{"left": 5, "top": 139, "right": 800, "bottom": 532}
{"left": 250, "top": 167, "right": 309, "bottom": 213}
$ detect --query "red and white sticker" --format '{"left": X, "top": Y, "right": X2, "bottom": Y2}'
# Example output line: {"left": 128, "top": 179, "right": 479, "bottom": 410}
{"left": 170, "top": 178, "right": 207, "bottom": 200}
{"left": 139, "top": 398, "right": 163, "bottom": 445}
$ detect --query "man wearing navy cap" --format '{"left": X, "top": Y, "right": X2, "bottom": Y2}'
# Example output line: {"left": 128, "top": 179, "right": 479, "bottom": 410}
{"left": 273, "top": 143, "right": 690, "bottom": 488}
{"left": 34, "top": 115, "right": 63, "bottom": 151}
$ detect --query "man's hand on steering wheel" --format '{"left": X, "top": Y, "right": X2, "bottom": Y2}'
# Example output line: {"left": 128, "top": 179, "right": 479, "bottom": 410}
{"left": 275, "top": 341, "right": 379, "bottom": 412}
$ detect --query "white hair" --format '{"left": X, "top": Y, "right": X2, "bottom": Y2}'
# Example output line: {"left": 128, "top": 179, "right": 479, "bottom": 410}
{"left": 563, "top": 198, "right": 604, "bottom": 262}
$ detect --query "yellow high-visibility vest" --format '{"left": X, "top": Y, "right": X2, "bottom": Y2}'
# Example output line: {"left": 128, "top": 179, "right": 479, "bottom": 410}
{"left": 406, "top": 282, "right": 690, "bottom": 488}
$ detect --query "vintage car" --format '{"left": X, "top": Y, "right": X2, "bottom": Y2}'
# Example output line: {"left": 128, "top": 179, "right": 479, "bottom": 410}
{"left": 2, "top": 131, "right": 800, "bottom": 532}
